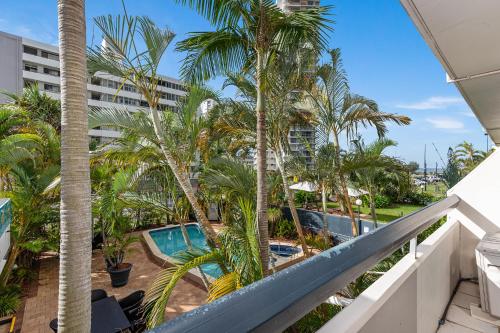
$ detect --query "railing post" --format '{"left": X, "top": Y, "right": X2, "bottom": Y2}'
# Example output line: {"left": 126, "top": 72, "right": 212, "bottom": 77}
{"left": 409, "top": 237, "right": 417, "bottom": 259}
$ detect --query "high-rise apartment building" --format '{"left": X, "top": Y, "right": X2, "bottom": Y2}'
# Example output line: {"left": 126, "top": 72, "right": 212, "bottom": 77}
{"left": 277, "top": 0, "right": 320, "bottom": 12}
{"left": 0, "top": 31, "right": 187, "bottom": 143}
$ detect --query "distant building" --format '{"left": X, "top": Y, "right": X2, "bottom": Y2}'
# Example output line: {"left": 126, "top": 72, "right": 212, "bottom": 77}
{"left": 277, "top": 0, "right": 320, "bottom": 12}
{"left": 0, "top": 30, "right": 187, "bottom": 144}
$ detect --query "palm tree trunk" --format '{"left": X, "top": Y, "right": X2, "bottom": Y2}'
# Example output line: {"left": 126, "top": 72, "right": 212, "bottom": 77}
{"left": 148, "top": 107, "right": 219, "bottom": 247}
{"left": 57, "top": 1, "right": 92, "bottom": 331}
{"left": 255, "top": 51, "right": 269, "bottom": 272}
{"left": 368, "top": 190, "right": 378, "bottom": 228}
{"left": 321, "top": 182, "right": 330, "bottom": 244}
{"left": 332, "top": 132, "right": 358, "bottom": 237}
{"left": 275, "top": 151, "right": 310, "bottom": 256}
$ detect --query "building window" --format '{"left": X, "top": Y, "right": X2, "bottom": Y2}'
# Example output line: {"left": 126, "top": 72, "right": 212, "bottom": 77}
{"left": 41, "top": 51, "right": 59, "bottom": 61}
{"left": 43, "top": 67, "right": 60, "bottom": 77}
{"left": 91, "top": 77, "right": 102, "bottom": 86}
{"left": 24, "top": 63, "right": 38, "bottom": 73}
{"left": 44, "top": 83, "right": 60, "bottom": 93}
{"left": 23, "top": 46, "right": 38, "bottom": 56}
{"left": 24, "top": 79, "right": 35, "bottom": 88}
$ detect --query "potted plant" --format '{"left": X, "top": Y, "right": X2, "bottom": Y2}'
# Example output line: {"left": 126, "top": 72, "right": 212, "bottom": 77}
{"left": 93, "top": 167, "right": 138, "bottom": 287}
{"left": 103, "top": 215, "right": 138, "bottom": 287}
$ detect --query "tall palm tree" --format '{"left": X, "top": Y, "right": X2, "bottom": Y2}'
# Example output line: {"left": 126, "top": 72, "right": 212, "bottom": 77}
{"left": 306, "top": 48, "right": 411, "bottom": 236}
{"left": 176, "top": 0, "right": 331, "bottom": 270}
{"left": 218, "top": 62, "right": 312, "bottom": 256}
{"left": 57, "top": 0, "right": 92, "bottom": 331}
{"left": 87, "top": 14, "right": 219, "bottom": 246}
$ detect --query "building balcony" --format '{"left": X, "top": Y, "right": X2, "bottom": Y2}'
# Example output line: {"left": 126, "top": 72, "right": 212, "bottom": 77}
{"left": 147, "top": 149, "right": 500, "bottom": 333}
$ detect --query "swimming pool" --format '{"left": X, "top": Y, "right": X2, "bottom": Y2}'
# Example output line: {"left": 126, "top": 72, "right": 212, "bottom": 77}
{"left": 149, "top": 224, "right": 222, "bottom": 278}
{"left": 270, "top": 244, "right": 301, "bottom": 257}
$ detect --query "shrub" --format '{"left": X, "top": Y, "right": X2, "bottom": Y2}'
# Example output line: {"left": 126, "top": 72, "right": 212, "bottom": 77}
{"left": 305, "top": 233, "right": 330, "bottom": 250}
{"left": 401, "top": 191, "right": 435, "bottom": 206}
{"left": 273, "top": 219, "right": 297, "bottom": 239}
{"left": 361, "top": 194, "right": 391, "bottom": 208}
{"left": 294, "top": 190, "right": 316, "bottom": 206}
{"left": 374, "top": 194, "right": 391, "bottom": 208}
{"left": 0, "top": 285, "right": 21, "bottom": 317}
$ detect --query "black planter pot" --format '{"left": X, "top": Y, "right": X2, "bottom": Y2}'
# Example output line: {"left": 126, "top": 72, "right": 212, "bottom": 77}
{"left": 108, "top": 263, "right": 133, "bottom": 287}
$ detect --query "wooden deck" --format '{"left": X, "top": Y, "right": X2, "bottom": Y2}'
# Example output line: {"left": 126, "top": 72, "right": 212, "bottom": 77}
{"left": 438, "top": 281, "right": 499, "bottom": 333}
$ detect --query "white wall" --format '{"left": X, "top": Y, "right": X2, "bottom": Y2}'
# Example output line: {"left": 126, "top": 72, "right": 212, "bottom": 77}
{"left": 318, "top": 219, "right": 460, "bottom": 333}
{"left": 448, "top": 148, "right": 500, "bottom": 277}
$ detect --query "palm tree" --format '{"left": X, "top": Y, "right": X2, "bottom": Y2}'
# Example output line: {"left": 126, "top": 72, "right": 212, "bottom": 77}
{"left": 351, "top": 138, "right": 403, "bottom": 227}
{"left": 2, "top": 83, "right": 61, "bottom": 132}
{"left": 454, "top": 141, "right": 485, "bottom": 174}
{"left": 57, "top": 0, "right": 92, "bottom": 331}
{"left": 306, "top": 49, "right": 411, "bottom": 236}
{"left": 218, "top": 60, "right": 312, "bottom": 256}
{"left": 175, "top": 0, "right": 332, "bottom": 270}
{"left": 87, "top": 14, "right": 219, "bottom": 246}
{"left": 0, "top": 122, "right": 60, "bottom": 287}
{"left": 143, "top": 159, "right": 262, "bottom": 328}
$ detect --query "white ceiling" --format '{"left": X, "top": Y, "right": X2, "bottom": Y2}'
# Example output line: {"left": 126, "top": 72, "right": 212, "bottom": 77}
{"left": 400, "top": 0, "right": 500, "bottom": 145}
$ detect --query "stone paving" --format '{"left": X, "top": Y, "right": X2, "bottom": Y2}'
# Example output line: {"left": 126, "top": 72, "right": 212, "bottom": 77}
{"left": 19, "top": 239, "right": 207, "bottom": 333}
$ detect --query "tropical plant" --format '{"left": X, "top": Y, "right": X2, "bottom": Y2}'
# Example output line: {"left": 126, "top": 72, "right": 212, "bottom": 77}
{"left": 216, "top": 54, "right": 313, "bottom": 256}
{"left": 305, "top": 48, "right": 411, "bottom": 236}
{"left": 87, "top": 13, "right": 219, "bottom": 246}
{"left": 454, "top": 141, "right": 486, "bottom": 175}
{"left": 0, "top": 121, "right": 60, "bottom": 287}
{"left": 93, "top": 168, "right": 138, "bottom": 268}
{"left": 0, "top": 285, "right": 21, "bottom": 317}
{"left": 143, "top": 159, "right": 263, "bottom": 328}
{"left": 57, "top": 0, "right": 92, "bottom": 330}
{"left": 175, "top": 0, "right": 332, "bottom": 270}
{"left": 2, "top": 83, "right": 61, "bottom": 131}
{"left": 351, "top": 138, "right": 404, "bottom": 227}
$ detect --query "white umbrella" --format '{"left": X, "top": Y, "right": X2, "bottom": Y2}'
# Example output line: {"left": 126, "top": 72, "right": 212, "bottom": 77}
{"left": 347, "top": 187, "right": 368, "bottom": 197}
{"left": 289, "top": 181, "right": 318, "bottom": 192}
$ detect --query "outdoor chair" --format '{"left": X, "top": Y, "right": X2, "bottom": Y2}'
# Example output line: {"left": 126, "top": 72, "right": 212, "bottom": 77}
{"left": 118, "top": 290, "right": 145, "bottom": 314}
{"left": 91, "top": 289, "right": 108, "bottom": 303}
{"left": 49, "top": 318, "right": 58, "bottom": 332}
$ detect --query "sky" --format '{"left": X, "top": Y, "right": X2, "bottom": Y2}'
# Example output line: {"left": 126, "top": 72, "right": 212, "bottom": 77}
{"left": 0, "top": 0, "right": 490, "bottom": 168}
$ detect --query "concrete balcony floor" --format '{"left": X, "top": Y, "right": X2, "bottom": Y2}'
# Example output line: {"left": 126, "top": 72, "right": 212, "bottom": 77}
{"left": 438, "top": 281, "right": 498, "bottom": 333}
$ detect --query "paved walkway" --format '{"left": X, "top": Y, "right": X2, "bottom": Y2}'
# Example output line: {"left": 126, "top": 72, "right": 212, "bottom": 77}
{"left": 20, "top": 240, "right": 207, "bottom": 333}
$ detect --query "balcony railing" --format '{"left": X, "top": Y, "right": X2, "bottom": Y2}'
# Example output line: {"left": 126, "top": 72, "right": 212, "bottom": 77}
{"left": 0, "top": 199, "right": 12, "bottom": 237}
{"left": 148, "top": 195, "right": 460, "bottom": 333}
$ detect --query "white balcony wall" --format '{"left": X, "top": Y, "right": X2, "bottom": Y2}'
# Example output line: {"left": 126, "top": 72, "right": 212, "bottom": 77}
{"left": 448, "top": 148, "right": 500, "bottom": 278}
{"left": 319, "top": 218, "right": 460, "bottom": 333}
{"left": 319, "top": 149, "right": 500, "bottom": 333}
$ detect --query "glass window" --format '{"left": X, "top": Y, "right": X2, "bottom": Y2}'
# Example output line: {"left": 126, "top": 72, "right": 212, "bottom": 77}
{"left": 23, "top": 46, "right": 37, "bottom": 56}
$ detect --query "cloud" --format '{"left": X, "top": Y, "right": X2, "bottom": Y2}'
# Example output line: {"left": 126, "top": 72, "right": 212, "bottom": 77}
{"left": 396, "top": 96, "right": 464, "bottom": 110}
{"left": 459, "top": 110, "right": 475, "bottom": 118}
{"left": 426, "top": 117, "right": 464, "bottom": 130}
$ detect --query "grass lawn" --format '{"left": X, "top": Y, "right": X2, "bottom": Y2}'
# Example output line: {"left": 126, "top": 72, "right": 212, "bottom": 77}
{"left": 325, "top": 201, "right": 424, "bottom": 223}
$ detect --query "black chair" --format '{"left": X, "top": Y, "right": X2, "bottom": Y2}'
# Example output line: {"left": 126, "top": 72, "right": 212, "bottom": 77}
{"left": 49, "top": 318, "right": 58, "bottom": 332}
{"left": 118, "top": 290, "right": 145, "bottom": 315}
{"left": 91, "top": 289, "right": 108, "bottom": 303}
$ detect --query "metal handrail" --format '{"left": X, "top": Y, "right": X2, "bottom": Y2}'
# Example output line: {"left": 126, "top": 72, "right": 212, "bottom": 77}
{"left": 149, "top": 195, "right": 460, "bottom": 333}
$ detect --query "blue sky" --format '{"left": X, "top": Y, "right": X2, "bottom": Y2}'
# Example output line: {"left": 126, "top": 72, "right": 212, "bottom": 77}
{"left": 0, "top": 0, "right": 490, "bottom": 167}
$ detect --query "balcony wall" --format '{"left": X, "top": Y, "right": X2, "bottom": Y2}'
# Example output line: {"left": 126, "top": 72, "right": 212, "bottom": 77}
{"left": 319, "top": 149, "right": 500, "bottom": 333}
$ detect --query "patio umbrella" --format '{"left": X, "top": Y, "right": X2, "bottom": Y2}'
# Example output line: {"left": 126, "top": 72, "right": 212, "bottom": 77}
{"left": 289, "top": 181, "right": 318, "bottom": 192}
{"left": 347, "top": 187, "right": 368, "bottom": 197}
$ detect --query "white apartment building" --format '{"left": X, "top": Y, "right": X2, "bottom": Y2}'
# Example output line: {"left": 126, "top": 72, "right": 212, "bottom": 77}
{"left": 277, "top": 0, "right": 320, "bottom": 12}
{"left": 0, "top": 31, "right": 187, "bottom": 143}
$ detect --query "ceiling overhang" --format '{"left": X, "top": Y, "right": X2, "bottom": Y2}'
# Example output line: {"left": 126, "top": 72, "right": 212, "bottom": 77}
{"left": 401, "top": 0, "right": 500, "bottom": 145}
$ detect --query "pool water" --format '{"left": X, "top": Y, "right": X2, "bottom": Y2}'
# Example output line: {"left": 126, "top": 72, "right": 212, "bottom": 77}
{"left": 270, "top": 244, "right": 301, "bottom": 257}
{"left": 149, "top": 224, "right": 222, "bottom": 278}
